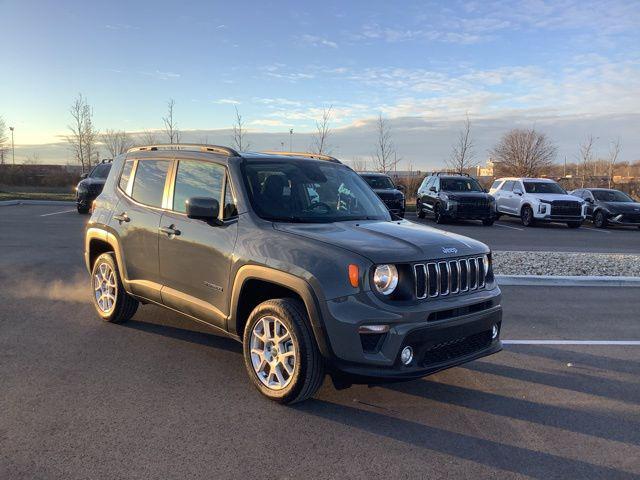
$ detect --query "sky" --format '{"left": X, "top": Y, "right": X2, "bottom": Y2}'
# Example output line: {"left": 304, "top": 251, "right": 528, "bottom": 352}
{"left": 2, "top": 0, "right": 640, "bottom": 168}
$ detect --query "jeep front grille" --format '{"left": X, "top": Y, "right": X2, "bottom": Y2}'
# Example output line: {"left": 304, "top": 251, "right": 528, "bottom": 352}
{"left": 414, "top": 256, "right": 486, "bottom": 299}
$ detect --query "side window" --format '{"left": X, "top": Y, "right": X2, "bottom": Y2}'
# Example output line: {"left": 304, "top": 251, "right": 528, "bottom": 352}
{"left": 223, "top": 175, "right": 238, "bottom": 219}
{"left": 419, "top": 177, "right": 430, "bottom": 190}
{"left": 433, "top": 177, "right": 440, "bottom": 191}
{"left": 173, "top": 160, "right": 224, "bottom": 213}
{"left": 502, "top": 181, "right": 514, "bottom": 192}
{"left": 490, "top": 180, "right": 501, "bottom": 190}
{"left": 131, "top": 159, "right": 170, "bottom": 208}
{"left": 119, "top": 159, "right": 134, "bottom": 192}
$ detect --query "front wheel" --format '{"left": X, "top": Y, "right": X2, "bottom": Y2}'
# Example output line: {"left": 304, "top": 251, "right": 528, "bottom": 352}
{"left": 77, "top": 205, "right": 90, "bottom": 214}
{"left": 482, "top": 219, "right": 495, "bottom": 226}
{"left": 243, "top": 298, "right": 324, "bottom": 404}
{"left": 520, "top": 206, "right": 535, "bottom": 227}
{"left": 91, "top": 253, "right": 138, "bottom": 323}
{"left": 434, "top": 204, "right": 446, "bottom": 224}
{"left": 594, "top": 210, "right": 607, "bottom": 228}
{"left": 417, "top": 201, "right": 426, "bottom": 218}
{"left": 567, "top": 221, "right": 582, "bottom": 229}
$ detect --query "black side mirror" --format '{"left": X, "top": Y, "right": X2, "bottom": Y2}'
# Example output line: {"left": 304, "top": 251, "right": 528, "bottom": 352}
{"left": 80, "top": 173, "right": 88, "bottom": 179}
{"left": 429, "top": 186, "right": 437, "bottom": 192}
{"left": 186, "top": 197, "right": 222, "bottom": 225}
{"left": 396, "top": 185, "right": 405, "bottom": 192}
{"left": 586, "top": 197, "right": 594, "bottom": 203}
{"left": 483, "top": 188, "right": 488, "bottom": 193}
{"left": 513, "top": 188, "right": 523, "bottom": 195}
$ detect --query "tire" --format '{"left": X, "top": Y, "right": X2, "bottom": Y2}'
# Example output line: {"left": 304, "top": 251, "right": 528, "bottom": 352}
{"left": 520, "top": 206, "right": 535, "bottom": 227}
{"left": 495, "top": 213, "right": 502, "bottom": 220}
{"left": 77, "top": 205, "right": 90, "bottom": 214}
{"left": 417, "top": 201, "right": 425, "bottom": 219}
{"left": 243, "top": 298, "right": 324, "bottom": 404}
{"left": 594, "top": 210, "right": 607, "bottom": 228}
{"left": 567, "top": 221, "right": 582, "bottom": 229}
{"left": 90, "top": 252, "right": 138, "bottom": 323}
{"left": 434, "top": 204, "right": 446, "bottom": 224}
{"left": 482, "top": 219, "right": 495, "bottom": 226}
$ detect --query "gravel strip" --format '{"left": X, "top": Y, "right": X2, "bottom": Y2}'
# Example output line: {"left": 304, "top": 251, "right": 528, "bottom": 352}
{"left": 492, "top": 251, "right": 640, "bottom": 277}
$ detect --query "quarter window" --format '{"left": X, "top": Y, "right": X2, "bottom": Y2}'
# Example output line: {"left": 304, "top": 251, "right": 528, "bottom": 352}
{"left": 172, "top": 160, "right": 225, "bottom": 213}
{"left": 119, "top": 159, "right": 134, "bottom": 192}
{"left": 131, "top": 159, "right": 170, "bottom": 208}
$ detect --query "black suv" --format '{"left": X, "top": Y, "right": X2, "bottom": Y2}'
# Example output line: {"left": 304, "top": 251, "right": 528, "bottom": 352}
{"left": 571, "top": 188, "right": 640, "bottom": 229}
{"left": 85, "top": 145, "right": 502, "bottom": 403}
{"left": 76, "top": 160, "right": 112, "bottom": 213}
{"left": 416, "top": 173, "right": 496, "bottom": 225}
{"left": 359, "top": 172, "right": 405, "bottom": 217}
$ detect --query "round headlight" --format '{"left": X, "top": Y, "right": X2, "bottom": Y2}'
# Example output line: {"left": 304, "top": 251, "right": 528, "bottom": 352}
{"left": 373, "top": 264, "right": 398, "bottom": 295}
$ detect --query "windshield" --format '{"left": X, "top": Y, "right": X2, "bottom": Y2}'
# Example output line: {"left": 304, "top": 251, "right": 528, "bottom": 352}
{"left": 593, "top": 190, "right": 634, "bottom": 202}
{"left": 440, "top": 178, "right": 483, "bottom": 192}
{"left": 90, "top": 163, "right": 111, "bottom": 179}
{"left": 523, "top": 181, "right": 566, "bottom": 194}
{"left": 242, "top": 160, "right": 391, "bottom": 223}
{"left": 362, "top": 175, "right": 395, "bottom": 190}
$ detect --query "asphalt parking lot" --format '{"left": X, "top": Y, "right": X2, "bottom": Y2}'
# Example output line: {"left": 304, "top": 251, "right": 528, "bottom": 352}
{"left": 1, "top": 204, "right": 639, "bottom": 479}
{"left": 406, "top": 211, "right": 640, "bottom": 253}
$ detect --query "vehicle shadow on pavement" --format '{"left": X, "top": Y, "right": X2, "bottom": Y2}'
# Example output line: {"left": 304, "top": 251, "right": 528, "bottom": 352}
{"left": 295, "top": 399, "right": 638, "bottom": 480}
{"left": 384, "top": 380, "right": 640, "bottom": 445}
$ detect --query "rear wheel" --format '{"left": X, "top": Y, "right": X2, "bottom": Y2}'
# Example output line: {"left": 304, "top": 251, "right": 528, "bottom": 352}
{"left": 91, "top": 253, "right": 138, "bottom": 323}
{"left": 594, "top": 210, "right": 607, "bottom": 228}
{"left": 520, "top": 206, "right": 535, "bottom": 227}
{"left": 243, "top": 298, "right": 324, "bottom": 404}
{"left": 482, "top": 219, "right": 495, "bottom": 226}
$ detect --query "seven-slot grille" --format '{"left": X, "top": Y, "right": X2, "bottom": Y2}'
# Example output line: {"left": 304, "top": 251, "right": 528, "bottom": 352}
{"left": 456, "top": 197, "right": 490, "bottom": 215}
{"left": 550, "top": 200, "right": 582, "bottom": 216}
{"left": 414, "top": 256, "right": 487, "bottom": 299}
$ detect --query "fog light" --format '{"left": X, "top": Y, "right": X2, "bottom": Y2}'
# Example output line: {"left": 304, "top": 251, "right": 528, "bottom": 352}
{"left": 400, "top": 346, "right": 414, "bottom": 365}
{"left": 492, "top": 324, "right": 499, "bottom": 339}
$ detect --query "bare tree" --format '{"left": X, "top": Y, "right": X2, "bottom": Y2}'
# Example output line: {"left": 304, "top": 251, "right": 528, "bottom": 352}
{"left": 311, "top": 106, "right": 333, "bottom": 154}
{"left": 140, "top": 130, "right": 160, "bottom": 146}
{"left": 606, "top": 138, "right": 621, "bottom": 188}
{"left": 0, "top": 116, "right": 7, "bottom": 165}
{"left": 66, "top": 93, "right": 99, "bottom": 172}
{"left": 232, "top": 106, "right": 250, "bottom": 151}
{"left": 447, "top": 113, "right": 476, "bottom": 174}
{"left": 578, "top": 135, "right": 596, "bottom": 187}
{"left": 371, "top": 113, "right": 400, "bottom": 173}
{"left": 350, "top": 156, "right": 367, "bottom": 171}
{"left": 101, "top": 129, "right": 134, "bottom": 157}
{"left": 162, "top": 98, "right": 180, "bottom": 144}
{"left": 491, "top": 128, "right": 556, "bottom": 177}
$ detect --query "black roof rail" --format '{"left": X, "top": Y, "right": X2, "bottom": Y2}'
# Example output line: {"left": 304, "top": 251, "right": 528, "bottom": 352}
{"left": 430, "top": 171, "right": 470, "bottom": 177}
{"left": 127, "top": 144, "right": 240, "bottom": 157}
{"left": 259, "top": 151, "right": 342, "bottom": 163}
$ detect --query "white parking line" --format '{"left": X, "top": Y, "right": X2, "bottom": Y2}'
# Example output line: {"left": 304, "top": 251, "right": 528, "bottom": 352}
{"left": 503, "top": 340, "right": 640, "bottom": 345}
{"left": 494, "top": 223, "right": 524, "bottom": 231}
{"left": 580, "top": 226, "right": 611, "bottom": 234}
{"left": 40, "top": 209, "right": 76, "bottom": 217}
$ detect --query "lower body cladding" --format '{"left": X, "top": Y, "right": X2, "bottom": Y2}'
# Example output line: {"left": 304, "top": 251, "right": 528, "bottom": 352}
{"left": 319, "top": 285, "right": 502, "bottom": 385}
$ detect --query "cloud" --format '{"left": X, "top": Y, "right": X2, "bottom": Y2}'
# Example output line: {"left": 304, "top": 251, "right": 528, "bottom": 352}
{"left": 249, "top": 119, "right": 287, "bottom": 127}
{"left": 140, "top": 70, "right": 181, "bottom": 80}
{"left": 299, "top": 34, "right": 338, "bottom": 48}
{"left": 213, "top": 98, "right": 241, "bottom": 105}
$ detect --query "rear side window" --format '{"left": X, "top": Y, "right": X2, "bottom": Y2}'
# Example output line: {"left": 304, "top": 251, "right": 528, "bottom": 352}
{"left": 502, "top": 181, "right": 514, "bottom": 191}
{"left": 172, "top": 160, "right": 224, "bottom": 213}
{"left": 131, "top": 160, "right": 170, "bottom": 207}
{"left": 119, "top": 160, "right": 134, "bottom": 192}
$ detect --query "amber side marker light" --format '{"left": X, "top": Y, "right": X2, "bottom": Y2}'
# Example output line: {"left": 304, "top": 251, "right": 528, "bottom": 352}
{"left": 348, "top": 264, "right": 359, "bottom": 288}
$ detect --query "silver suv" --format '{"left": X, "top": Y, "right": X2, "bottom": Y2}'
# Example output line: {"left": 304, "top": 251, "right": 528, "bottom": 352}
{"left": 490, "top": 177, "right": 586, "bottom": 228}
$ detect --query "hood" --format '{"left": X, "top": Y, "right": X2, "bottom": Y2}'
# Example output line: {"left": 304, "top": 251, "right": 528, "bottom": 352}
{"left": 274, "top": 219, "right": 488, "bottom": 264}
{"left": 372, "top": 188, "right": 404, "bottom": 199}
{"left": 444, "top": 191, "right": 491, "bottom": 200}
{"left": 529, "top": 193, "right": 582, "bottom": 202}
{"left": 598, "top": 201, "right": 640, "bottom": 213}
{"left": 78, "top": 177, "right": 107, "bottom": 187}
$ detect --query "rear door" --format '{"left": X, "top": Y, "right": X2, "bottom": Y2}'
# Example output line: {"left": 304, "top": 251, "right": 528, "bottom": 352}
{"left": 158, "top": 159, "right": 239, "bottom": 329}
{"left": 113, "top": 158, "right": 171, "bottom": 302}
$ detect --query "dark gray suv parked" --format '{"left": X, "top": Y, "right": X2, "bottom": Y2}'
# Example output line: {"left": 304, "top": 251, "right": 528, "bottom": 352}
{"left": 85, "top": 145, "right": 502, "bottom": 403}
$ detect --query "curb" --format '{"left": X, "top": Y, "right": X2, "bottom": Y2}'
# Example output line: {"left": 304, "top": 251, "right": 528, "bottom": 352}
{"left": 0, "top": 200, "right": 75, "bottom": 206}
{"left": 496, "top": 274, "right": 640, "bottom": 287}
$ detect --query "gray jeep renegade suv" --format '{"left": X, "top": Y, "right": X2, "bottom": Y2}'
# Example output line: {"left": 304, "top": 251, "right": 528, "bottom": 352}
{"left": 85, "top": 144, "right": 502, "bottom": 403}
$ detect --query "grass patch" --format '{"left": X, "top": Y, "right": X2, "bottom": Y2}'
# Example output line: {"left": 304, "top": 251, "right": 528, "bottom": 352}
{"left": 0, "top": 191, "right": 75, "bottom": 202}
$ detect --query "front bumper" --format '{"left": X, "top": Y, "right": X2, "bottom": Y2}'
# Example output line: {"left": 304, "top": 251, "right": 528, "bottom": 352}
{"left": 604, "top": 213, "right": 640, "bottom": 226}
{"left": 319, "top": 285, "right": 502, "bottom": 382}
{"left": 534, "top": 213, "right": 584, "bottom": 222}
{"left": 442, "top": 204, "right": 496, "bottom": 221}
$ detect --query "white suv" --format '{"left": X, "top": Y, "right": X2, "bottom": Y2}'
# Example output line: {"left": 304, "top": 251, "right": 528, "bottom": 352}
{"left": 489, "top": 177, "right": 586, "bottom": 228}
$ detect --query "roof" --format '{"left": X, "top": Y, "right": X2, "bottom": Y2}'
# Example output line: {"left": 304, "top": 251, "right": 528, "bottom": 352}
{"left": 496, "top": 177, "right": 556, "bottom": 182}
{"left": 358, "top": 171, "right": 391, "bottom": 177}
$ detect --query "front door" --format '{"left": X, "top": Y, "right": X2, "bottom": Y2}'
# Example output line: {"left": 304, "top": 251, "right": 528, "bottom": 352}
{"left": 158, "top": 159, "right": 238, "bottom": 329}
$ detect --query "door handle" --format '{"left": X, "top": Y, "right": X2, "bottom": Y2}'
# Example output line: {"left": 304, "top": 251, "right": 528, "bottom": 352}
{"left": 159, "top": 225, "right": 181, "bottom": 237}
{"left": 113, "top": 212, "right": 130, "bottom": 223}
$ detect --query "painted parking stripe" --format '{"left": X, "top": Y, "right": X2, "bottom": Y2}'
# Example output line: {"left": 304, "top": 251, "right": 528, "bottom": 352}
{"left": 503, "top": 340, "right": 640, "bottom": 345}
{"left": 579, "top": 226, "right": 611, "bottom": 234}
{"left": 494, "top": 223, "right": 524, "bottom": 231}
{"left": 40, "top": 209, "right": 76, "bottom": 217}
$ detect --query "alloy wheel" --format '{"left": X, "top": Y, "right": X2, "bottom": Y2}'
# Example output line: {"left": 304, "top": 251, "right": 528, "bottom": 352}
{"left": 250, "top": 316, "right": 297, "bottom": 390}
{"left": 94, "top": 262, "right": 117, "bottom": 314}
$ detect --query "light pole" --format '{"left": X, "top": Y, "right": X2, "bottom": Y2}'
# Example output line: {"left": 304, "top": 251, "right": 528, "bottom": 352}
{"left": 9, "top": 127, "right": 15, "bottom": 165}
{"left": 289, "top": 129, "right": 293, "bottom": 152}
